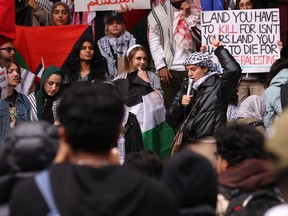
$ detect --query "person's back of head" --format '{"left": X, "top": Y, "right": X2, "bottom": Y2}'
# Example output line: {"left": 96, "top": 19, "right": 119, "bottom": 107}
{"left": 215, "top": 123, "right": 268, "bottom": 168}
{"left": 123, "top": 150, "right": 163, "bottom": 179}
{"left": 162, "top": 151, "right": 217, "bottom": 215}
{"left": 264, "top": 58, "right": 288, "bottom": 88}
{"left": 57, "top": 82, "right": 124, "bottom": 153}
{"left": 0, "top": 121, "right": 58, "bottom": 204}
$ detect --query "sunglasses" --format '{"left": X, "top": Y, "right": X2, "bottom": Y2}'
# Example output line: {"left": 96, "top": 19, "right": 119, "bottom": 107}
{"left": 0, "top": 47, "right": 17, "bottom": 53}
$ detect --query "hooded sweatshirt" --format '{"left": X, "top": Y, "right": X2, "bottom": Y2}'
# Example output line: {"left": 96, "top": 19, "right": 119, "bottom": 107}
{"left": 9, "top": 162, "right": 179, "bottom": 216}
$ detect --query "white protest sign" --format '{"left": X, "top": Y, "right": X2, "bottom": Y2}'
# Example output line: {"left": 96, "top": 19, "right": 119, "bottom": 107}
{"left": 74, "top": 0, "right": 151, "bottom": 12}
{"left": 201, "top": 9, "right": 280, "bottom": 73}
{"left": 0, "top": 67, "right": 8, "bottom": 100}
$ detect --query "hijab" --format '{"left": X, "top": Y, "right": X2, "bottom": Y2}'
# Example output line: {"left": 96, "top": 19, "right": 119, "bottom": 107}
{"left": 35, "top": 66, "right": 64, "bottom": 120}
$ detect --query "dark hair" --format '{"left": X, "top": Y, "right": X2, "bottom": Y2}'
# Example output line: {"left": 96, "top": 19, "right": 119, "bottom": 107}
{"left": 58, "top": 82, "right": 124, "bottom": 153}
{"left": 235, "top": 0, "right": 260, "bottom": 9}
{"left": 124, "top": 150, "right": 163, "bottom": 179}
{"left": 124, "top": 46, "right": 148, "bottom": 72}
{"left": 50, "top": 1, "right": 71, "bottom": 25}
{"left": 162, "top": 151, "right": 217, "bottom": 210}
{"left": 215, "top": 123, "right": 268, "bottom": 167}
{"left": 64, "top": 38, "right": 107, "bottom": 84}
{"left": 4, "top": 59, "right": 21, "bottom": 83}
{"left": 264, "top": 58, "right": 288, "bottom": 88}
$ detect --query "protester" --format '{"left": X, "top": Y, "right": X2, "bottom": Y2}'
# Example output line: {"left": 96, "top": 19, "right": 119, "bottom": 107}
{"left": 28, "top": 65, "right": 64, "bottom": 125}
{"left": 16, "top": 0, "right": 50, "bottom": 26}
{"left": 162, "top": 151, "right": 218, "bottom": 216}
{"left": 97, "top": 11, "right": 137, "bottom": 80}
{"left": 63, "top": 38, "right": 107, "bottom": 86}
{"left": 215, "top": 123, "right": 281, "bottom": 216}
{"left": 263, "top": 58, "right": 288, "bottom": 130}
{"left": 9, "top": 82, "right": 180, "bottom": 216}
{"left": 234, "top": 0, "right": 283, "bottom": 104}
{"left": 0, "top": 41, "right": 35, "bottom": 96}
{"left": 166, "top": 37, "right": 242, "bottom": 166}
{"left": 148, "top": 0, "right": 202, "bottom": 108}
{"left": 0, "top": 121, "right": 58, "bottom": 215}
{"left": 124, "top": 150, "right": 163, "bottom": 179}
{"left": 113, "top": 45, "right": 174, "bottom": 158}
{"left": 50, "top": 1, "right": 71, "bottom": 26}
{"left": 0, "top": 60, "right": 31, "bottom": 147}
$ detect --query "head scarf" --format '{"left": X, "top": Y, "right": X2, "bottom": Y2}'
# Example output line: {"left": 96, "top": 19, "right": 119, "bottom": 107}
{"left": 237, "top": 95, "right": 265, "bottom": 119}
{"left": 35, "top": 66, "right": 64, "bottom": 120}
{"left": 183, "top": 52, "right": 219, "bottom": 74}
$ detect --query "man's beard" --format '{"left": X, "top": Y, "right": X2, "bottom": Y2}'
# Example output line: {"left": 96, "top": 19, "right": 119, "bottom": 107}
{"left": 171, "top": 0, "right": 185, "bottom": 9}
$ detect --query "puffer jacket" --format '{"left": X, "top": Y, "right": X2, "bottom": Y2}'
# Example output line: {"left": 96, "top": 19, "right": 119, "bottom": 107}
{"left": 166, "top": 46, "right": 242, "bottom": 142}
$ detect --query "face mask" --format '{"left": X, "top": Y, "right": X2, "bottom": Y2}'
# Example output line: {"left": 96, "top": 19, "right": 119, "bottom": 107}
{"left": 171, "top": 0, "right": 185, "bottom": 9}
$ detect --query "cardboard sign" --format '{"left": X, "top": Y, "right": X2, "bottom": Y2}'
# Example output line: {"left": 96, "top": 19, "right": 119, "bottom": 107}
{"left": 74, "top": 0, "right": 151, "bottom": 12}
{"left": 201, "top": 9, "right": 281, "bottom": 73}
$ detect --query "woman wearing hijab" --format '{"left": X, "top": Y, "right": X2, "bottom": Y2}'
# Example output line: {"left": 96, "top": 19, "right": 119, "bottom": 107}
{"left": 28, "top": 65, "right": 64, "bottom": 125}
{"left": 166, "top": 37, "right": 242, "bottom": 167}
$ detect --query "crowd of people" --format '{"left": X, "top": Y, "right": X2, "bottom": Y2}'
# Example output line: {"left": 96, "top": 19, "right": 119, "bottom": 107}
{"left": 0, "top": 0, "right": 288, "bottom": 215}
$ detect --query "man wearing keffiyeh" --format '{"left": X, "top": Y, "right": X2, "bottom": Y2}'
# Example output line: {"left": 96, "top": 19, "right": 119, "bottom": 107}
{"left": 148, "top": 0, "right": 202, "bottom": 109}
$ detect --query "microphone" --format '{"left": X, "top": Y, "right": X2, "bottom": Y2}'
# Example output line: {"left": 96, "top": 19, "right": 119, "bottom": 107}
{"left": 186, "top": 78, "right": 194, "bottom": 96}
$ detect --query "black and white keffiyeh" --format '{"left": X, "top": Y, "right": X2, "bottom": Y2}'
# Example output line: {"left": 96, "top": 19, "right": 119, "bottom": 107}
{"left": 97, "top": 31, "right": 136, "bottom": 80}
{"left": 183, "top": 52, "right": 219, "bottom": 73}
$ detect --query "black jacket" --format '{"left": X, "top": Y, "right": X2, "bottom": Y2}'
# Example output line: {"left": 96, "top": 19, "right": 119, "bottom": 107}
{"left": 166, "top": 46, "right": 242, "bottom": 142}
{"left": 9, "top": 163, "right": 180, "bottom": 216}
{"left": 124, "top": 112, "right": 144, "bottom": 154}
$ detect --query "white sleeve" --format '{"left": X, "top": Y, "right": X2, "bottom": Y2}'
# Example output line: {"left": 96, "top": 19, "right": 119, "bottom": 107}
{"left": 148, "top": 24, "right": 166, "bottom": 71}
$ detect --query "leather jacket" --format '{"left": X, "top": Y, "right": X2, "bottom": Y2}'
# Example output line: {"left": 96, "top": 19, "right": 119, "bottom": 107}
{"left": 166, "top": 46, "right": 242, "bottom": 142}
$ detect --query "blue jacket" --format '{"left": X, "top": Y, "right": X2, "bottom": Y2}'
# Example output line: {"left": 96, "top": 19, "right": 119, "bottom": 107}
{"left": 0, "top": 92, "right": 31, "bottom": 147}
{"left": 263, "top": 68, "right": 288, "bottom": 129}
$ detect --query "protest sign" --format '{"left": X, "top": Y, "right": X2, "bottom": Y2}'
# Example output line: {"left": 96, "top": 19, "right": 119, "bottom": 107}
{"left": 201, "top": 9, "right": 280, "bottom": 73}
{"left": 0, "top": 67, "right": 8, "bottom": 100}
{"left": 74, "top": 0, "right": 151, "bottom": 12}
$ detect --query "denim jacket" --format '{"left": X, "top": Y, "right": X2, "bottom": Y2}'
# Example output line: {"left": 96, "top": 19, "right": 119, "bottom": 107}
{"left": 0, "top": 92, "right": 31, "bottom": 147}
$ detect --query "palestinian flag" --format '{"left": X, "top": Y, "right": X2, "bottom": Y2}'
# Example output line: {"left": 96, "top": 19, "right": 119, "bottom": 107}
{"left": 113, "top": 73, "right": 175, "bottom": 159}
{"left": 14, "top": 24, "right": 93, "bottom": 77}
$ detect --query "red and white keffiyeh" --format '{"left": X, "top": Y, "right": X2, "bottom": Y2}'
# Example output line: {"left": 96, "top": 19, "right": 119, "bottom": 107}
{"left": 173, "top": 0, "right": 202, "bottom": 50}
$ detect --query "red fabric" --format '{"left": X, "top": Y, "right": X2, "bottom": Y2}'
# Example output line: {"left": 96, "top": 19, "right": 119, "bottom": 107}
{"left": 14, "top": 25, "right": 89, "bottom": 73}
{"left": 0, "top": 0, "right": 15, "bottom": 45}
{"left": 123, "top": 10, "right": 148, "bottom": 31}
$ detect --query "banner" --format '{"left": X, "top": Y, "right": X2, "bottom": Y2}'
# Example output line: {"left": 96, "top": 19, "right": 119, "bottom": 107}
{"left": 14, "top": 25, "right": 92, "bottom": 74}
{"left": 74, "top": 0, "right": 151, "bottom": 12}
{"left": 201, "top": 9, "right": 281, "bottom": 73}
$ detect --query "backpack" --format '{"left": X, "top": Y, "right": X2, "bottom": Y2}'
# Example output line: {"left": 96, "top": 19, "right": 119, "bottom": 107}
{"left": 220, "top": 187, "right": 284, "bottom": 216}
{"left": 280, "top": 81, "right": 288, "bottom": 109}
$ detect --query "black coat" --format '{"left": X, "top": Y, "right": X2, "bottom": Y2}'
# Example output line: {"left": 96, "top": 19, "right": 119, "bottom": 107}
{"left": 124, "top": 112, "right": 144, "bottom": 154}
{"left": 166, "top": 46, "right": 242, "bottom": 142}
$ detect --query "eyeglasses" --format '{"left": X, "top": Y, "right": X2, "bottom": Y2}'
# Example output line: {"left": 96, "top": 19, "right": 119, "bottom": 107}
{"left": 0, "top": 47, "right": 17, "bottom": 53}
